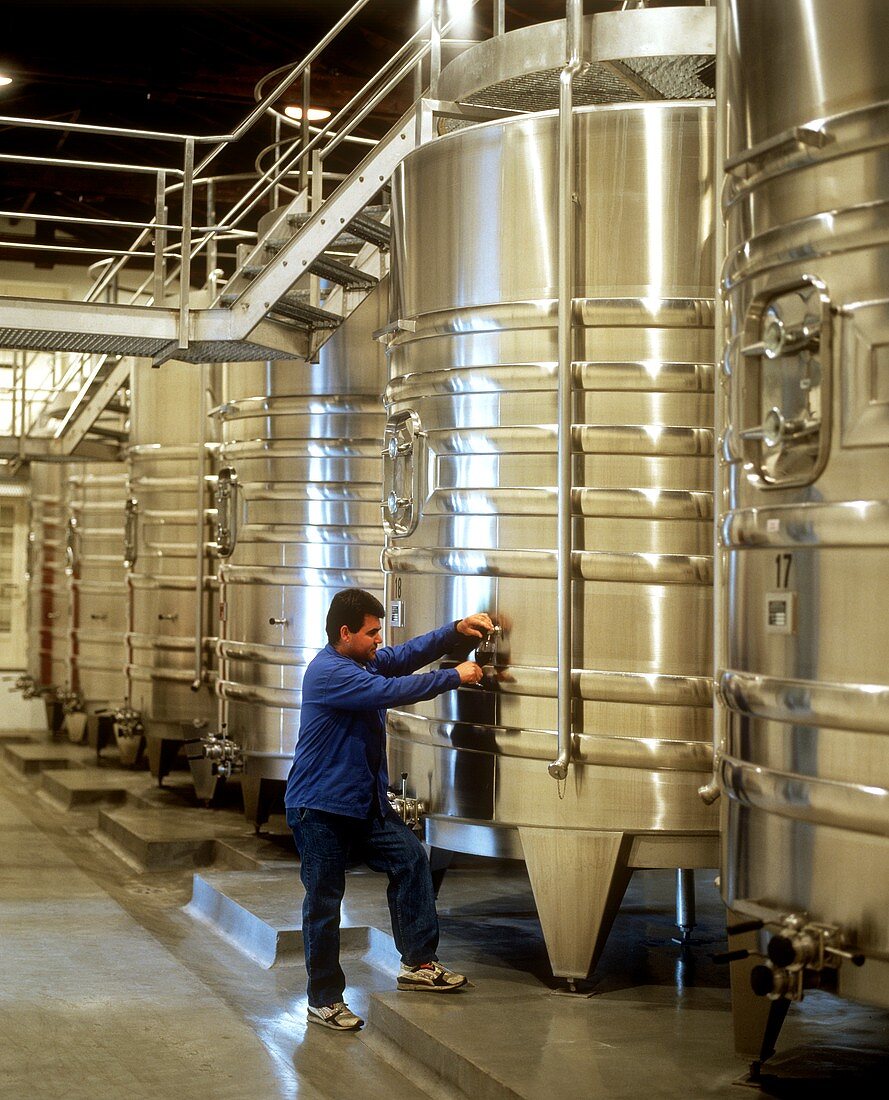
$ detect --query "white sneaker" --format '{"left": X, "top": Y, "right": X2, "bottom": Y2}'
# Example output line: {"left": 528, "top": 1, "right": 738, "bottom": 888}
{"left": 306, "top": 1001, "right": 364, "bottom": 1030}
{"left": 397, "top": 961, "right": 468, "bottom": 993}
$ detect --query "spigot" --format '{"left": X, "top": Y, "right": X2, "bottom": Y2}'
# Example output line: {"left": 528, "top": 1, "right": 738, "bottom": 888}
{"left": 748, "top": 915, "right": 865, "bottom": 1003}
{"left": 184, "top": 725, "right": 243, "bottom": 783}
{"left": 60, "top": 689, "right": 83, "bottom": 716}
{"left": 113, "top": 705, "right": 144, "bottom": 739}
{"left": 387, "top": 772, "right": 426, "bottom": 831}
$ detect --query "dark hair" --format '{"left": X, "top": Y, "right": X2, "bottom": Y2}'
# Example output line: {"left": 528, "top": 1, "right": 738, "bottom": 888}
{"left": 326, "top": 588, "right": 385, "bottom": 645}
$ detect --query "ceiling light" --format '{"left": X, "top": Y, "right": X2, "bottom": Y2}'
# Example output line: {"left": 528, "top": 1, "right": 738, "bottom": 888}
{"left": 284, "top": 105, "right": 331, "bottom": 122}
{"left": 0, "top": 75, "right": 13, "bottom": 87}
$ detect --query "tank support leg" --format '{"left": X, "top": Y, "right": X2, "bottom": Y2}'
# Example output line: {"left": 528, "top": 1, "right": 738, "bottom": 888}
{"left": 427, "top": 846, "right": 454, "bottom": 898}
{"left": 518, "top": 828, "right": 632, "bottom": 983}
{"left": 673, "top": 868, "right": 696, "bottom": 945}
{"left": 726, "top": 908, "right": 777, "bottom": 1061}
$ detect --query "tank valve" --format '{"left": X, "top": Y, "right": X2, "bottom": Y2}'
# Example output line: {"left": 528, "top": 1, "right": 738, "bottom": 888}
{"left": 474, "top": 626, "right": 502, "bottom": 689}
{"left": 749, "top": 914, "right": 865, "bottom": 1002}
{"left": 387, "top": 772, "right": 426, "bottom": 832}
{"left": 184, "top": 729, "right": 244, "bottom": 783}
{"left": 14, "top": 674, "right": 40, "bottom": 699}
{"left": 113, "top": 706, "right": 143, "bottom": 738}
{"left": 60, "top": 689, "right": 84, "bottom": 716}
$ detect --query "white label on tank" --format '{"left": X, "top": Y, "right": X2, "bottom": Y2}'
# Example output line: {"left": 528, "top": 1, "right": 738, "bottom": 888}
{"left": 766, "top": 518, "right": 780, "bottom": 533}
{"left": 389, "top": 600, "right": 404, "bottom": 628}
{"left": 765, "top": 590, "right": 796, "bottom": 634}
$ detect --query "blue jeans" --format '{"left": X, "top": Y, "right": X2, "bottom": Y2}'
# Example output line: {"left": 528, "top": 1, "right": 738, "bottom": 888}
{"left": 287, "top": 807, "right": 440, "bottom": 1008}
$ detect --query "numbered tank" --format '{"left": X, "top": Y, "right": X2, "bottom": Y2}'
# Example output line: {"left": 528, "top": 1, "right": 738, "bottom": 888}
{"left": 383, "top": 97, "right": 718, "bottom": 981}
{"left": 718, "top": 0, "right": 889, "bottom": 1021}
{"left": 24, "top": 462, "right": 68, "bottom": 731}
{"left": 64, "top": 461, "right": 128, "bottom": 744}
{"left": 126, "top": 359, "right": 220, "bottom": 781}
{"left": 215, "top": 284, "right": 388, "bottom": 826}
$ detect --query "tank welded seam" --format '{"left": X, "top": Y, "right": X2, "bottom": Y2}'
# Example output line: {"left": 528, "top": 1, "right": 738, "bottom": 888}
{"left": 719, "top": 754, "right": 889, "bottom": 838}
{"left": 218, "top": 640, "right": 314, "bottom": 666}
{"left": 721, "top": 669, "right": 889, "bottom": 735}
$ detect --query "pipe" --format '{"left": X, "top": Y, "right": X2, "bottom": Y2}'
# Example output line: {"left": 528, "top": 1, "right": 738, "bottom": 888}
{"left": 191, "top": 363, "right": 208, "bottom": 692}
{"left": 700, "top": 0, "right": 728, "bottom": 807}
{"left": 549, "top": 0, "right": 587, "bottom": 782}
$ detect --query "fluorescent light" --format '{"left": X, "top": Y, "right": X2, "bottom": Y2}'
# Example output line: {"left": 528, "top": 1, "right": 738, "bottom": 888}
{"left": 0, "top": 75, "right": 13, "bottom": 87}
{"left": 284, "top": 105, "right": 331, "bottom": 122}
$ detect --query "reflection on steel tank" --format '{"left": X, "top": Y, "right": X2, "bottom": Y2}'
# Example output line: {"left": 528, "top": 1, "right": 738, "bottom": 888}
{"left": 25, "top": 462, "right": 68, "bottom": 733}
{"left": 64, "top": 461, "right": 128, "bottom": 747}
{"left": 125, "top": 358, "right": 220, "bottom": 783}
{"left": 717, "top": 0, "right": 889, "bottom": 1049}
{"left": 381, "top": 16, "right": 717, "bottom": 983}
{"left": 214, "top": 282, "right": 388, "bottom": 827}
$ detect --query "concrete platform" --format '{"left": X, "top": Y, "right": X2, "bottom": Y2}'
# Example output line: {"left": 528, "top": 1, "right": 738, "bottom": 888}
{"left": 187, "top": 868, "right": 400, "bottom": 970}
{"left": 95, "top": 804, "right": 254, "bottom": 872}
{"left": 2, "top": 741, "right": 86, "bottom": 775}
{"left": 0, "top": 730, "right": 37, "bottom": 745}
{"left": 40, "top": 766, "right": 147, "bottom": 810}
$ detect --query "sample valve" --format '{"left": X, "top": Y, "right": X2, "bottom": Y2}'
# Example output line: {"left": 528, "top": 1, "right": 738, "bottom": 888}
{"left": 388, "top": 772, "right": 426, "bottom": 832}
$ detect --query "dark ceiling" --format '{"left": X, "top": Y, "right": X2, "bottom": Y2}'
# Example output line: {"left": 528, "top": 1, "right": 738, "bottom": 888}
{"left": 0, "top": 1, "right": 685, "bottom": 271}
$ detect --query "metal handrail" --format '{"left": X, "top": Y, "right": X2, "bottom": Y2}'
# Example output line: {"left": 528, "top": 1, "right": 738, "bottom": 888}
{"left": 1, "top": 0, "right": 515, "bottom": 440}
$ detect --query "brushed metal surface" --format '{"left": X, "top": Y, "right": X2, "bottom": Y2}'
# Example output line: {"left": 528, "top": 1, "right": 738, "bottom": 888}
{"left": 215, "top": 283, "right": 388, "bottom": 787}
{"left": 28, "top": 463, "right": 67, "bottom": 692}
{"left": 720, "top": 0, "right": 889, "bottom": 999}
{"left": 384, "top": 102, "right": 717, "bottom": 854}
{"left": 126, "top": 359, "right": 220, "bottom": 736}
{"left": 67, "top": 462, "right": 127, "bottom": 713}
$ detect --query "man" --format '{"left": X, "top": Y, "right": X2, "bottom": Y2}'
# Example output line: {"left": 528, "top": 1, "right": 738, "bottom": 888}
{"left": 285, "top": 587, "right": 493, "bottom": 1032}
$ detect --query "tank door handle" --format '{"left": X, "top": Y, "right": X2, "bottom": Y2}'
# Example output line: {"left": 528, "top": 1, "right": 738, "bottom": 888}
{"left": 382, "top": 410, "right": 424, "bottom": 538}
{"left": 268, "top": 617, "right": 289, "bottom": 626}
{"left": 158, "top": 613, "right": 179, "bottom": 622}
{"left": 736, "top": 276, "right": 832, "bottom": 489}
{"left": 215, "top": 466, "right": 239, "bottom": 558}
{"left": 90, "top": 613, "right": 108, "bottom": 621}
{"left": 124, "top": 498, "right": 138, "bottom": 568}
{"left": 64, "top": 516, "right": 78, "bottom": 575}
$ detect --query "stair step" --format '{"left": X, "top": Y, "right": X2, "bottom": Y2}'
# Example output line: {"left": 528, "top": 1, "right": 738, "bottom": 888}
{"left": 2, "top": 742, "right": 84, "bottom": 775}
{"left": 308, "top": 254, "right": 378, "bottom": 289}
{"left": 268, "top": 295, "right": 342, "bottom": 329}
{"left": 287, "top": 205, "right": 391, "bottom": 250}
{"left": 95, "top": 806, "right": 247, "bottom": 872}
{"left": 221, "top": 288, "right": 311, "bottom": 308}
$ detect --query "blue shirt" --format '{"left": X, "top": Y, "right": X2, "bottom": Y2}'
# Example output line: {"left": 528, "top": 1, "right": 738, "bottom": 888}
{"left": 284, "top": 621, "right": 462, "bottom": 818}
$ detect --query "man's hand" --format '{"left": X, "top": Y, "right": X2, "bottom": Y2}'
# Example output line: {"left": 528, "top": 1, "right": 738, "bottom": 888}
{"left": 455, "top": 661, "right": 484, "bottom": 685}
{"left": 456, "top": 613, "right": 495, "bottom": 640}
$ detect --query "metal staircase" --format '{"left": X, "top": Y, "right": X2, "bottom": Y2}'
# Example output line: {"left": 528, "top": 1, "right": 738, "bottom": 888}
{"left": 0, "top": 0, "right": 511, "bottom": 457}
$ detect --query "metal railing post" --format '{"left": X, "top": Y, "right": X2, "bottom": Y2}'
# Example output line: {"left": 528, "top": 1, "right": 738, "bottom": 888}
{"left": 206, "top": 178, "right": 218, "bottom": 292}
{"left": 430, "top": 0, "right": 443, "bottom": 97}
{"left": 299, "top": 65, "right": 311, "bottom": 193}
{"left": 494, "top": 0, "right": 505, "bottom": 36}
{"left": 549, "top": 0, "right": 587, "bottom": 782}
{"left": 153, "top": 171, "right": 167, "bottom": 305}
{"left": 178, "top": 138, "right": 195, "bottom": 350}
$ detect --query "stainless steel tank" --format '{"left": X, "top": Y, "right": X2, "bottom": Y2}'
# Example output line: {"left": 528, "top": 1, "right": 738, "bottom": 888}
{"left": 215, "top": 284, "right": 388, "bottom": 826}
{"left": 125, "top": 358, "right": 220, "bottom": 781}
{"left": 24, "top": 462, "right": 68, "bottom": 731}
{"left": 718, "top": 0, "right": 889, "bottom": 1031}
{"left": 382, "top": 96, "right": 718, "bottom": 981}
{"left": 64, "top": 461, "right": 128, "bottom": 744}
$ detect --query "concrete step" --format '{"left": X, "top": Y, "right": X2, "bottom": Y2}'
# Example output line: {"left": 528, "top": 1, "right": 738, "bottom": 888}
{"left": 214, "top": 828, "right": 298, "bottom": 871}
{"left": 0, "top": 730, "right": 37, "bottom": 745}
{"left": 2, "top": 742, "right": 86, "bottom": 775}
{"left": 186, "top": 868, "right": 400, "bottom": 971}
{"left": 95, "top": 805, "right": 250, "bottom": 872}
{"left": 40, "top": 767, "right": 145, "bottom": 810}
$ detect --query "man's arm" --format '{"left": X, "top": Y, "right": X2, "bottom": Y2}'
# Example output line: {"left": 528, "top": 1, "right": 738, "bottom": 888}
{"left": 375, "top": 613, "right": 495, "bottom": 677}
{"left": 321, "top": 660, "right": 462, "bottom": 711}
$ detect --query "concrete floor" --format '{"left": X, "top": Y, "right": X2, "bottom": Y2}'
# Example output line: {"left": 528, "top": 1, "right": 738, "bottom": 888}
{"left": 2, "top": 730, "right": 888, "bottom": 1099}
